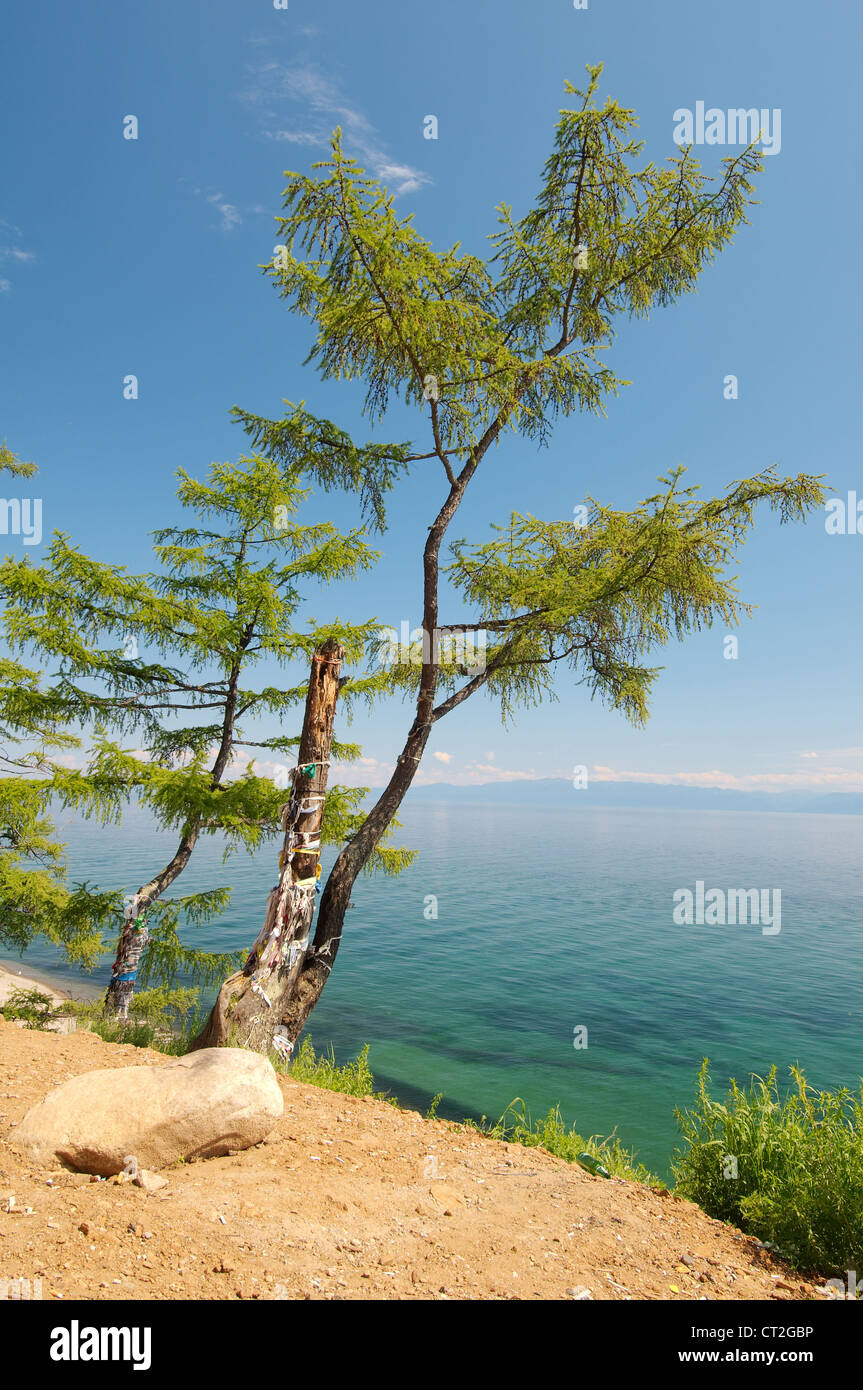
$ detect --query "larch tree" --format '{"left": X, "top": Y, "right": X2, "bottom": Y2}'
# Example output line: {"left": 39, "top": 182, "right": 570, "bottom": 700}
{"left": 0, "top": 442, "right": 120, "bottom": 968}
{"left": 207, "top": 67, "right": 824, "bottom": 1049}
{"left": 1, "top": 451, "right": 408, "bottom": 1017}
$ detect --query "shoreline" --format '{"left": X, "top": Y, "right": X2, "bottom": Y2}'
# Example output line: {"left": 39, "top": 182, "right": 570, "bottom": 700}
{"left": 0, "top": 959, "right": 103, "bottom": 1007}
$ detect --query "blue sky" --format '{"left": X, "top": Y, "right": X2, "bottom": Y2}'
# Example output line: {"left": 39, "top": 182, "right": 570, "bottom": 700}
{"left": 2, "top": 0, "right": 861, "bottom": 794}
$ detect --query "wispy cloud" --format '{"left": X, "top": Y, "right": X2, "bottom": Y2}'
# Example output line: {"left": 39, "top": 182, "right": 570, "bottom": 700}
{"left": 206, "top": 192, "right": 242, "bottom": 231}
{"left": 414, "top": 759, "right": 545, "bottom": 787}
{"left": 181, "top": 183, "right": 245, "bottom": 232}
{"left": 797, "top": 747, "right": 863, "bottom": 761}
{"left": 591, "top": 764, "right": 863, "bottom": 793}
{"left": 268, "top": 130, "right": 321, "bottom": 147}
{"left": 0, "top": 226, "right": 36, "bottom": 291}
{"left": 324, "top": 752, "right": 550, "bottom": 789}
{"left": 242, "top": 60, "right": 431, "bottom": 197}
{"left": 337, "top": 758, "right": 863, "bottom": 793}
{"left": 48, "top": 744, "right": 863, "bottom": 797}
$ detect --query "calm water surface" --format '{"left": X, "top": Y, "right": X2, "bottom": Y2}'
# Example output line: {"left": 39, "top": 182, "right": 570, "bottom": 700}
{"left": 8, "top": 801, "right": 862, "bottom": 1176}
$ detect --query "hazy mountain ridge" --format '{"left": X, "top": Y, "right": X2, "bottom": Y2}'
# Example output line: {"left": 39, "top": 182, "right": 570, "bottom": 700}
{"left": 406, "top": 778, "right": 863, "bottom": 814}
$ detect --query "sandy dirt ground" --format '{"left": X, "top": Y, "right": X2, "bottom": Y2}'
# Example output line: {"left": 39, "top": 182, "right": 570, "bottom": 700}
{"left": 0, "top": 964, "right": 73, "bottom": 1008}
{"left": 0, "top": 964, "right": 95, "bottom": 1037}
{"left": 0, "top": 1017, "right": 827, "bottom": 1302}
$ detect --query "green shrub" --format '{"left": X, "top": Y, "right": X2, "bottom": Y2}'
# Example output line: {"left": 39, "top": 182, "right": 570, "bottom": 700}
{"left": 0, "top": 986, "right": 64, "bottom": 1030}
{"left": 279, "top": 1036, "right": 392, "bottom": 1100}
{"left": 673, "top": 1059, "right": 863, "bottom": 1275}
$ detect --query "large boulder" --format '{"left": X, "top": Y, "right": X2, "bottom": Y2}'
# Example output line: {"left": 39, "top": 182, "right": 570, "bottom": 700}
{"left": 8, "top": 1047, "right": 284, "bottom": 1175}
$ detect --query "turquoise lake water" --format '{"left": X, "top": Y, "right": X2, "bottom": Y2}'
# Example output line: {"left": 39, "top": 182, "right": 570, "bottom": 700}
{"left": 7, "top": 800, "right": 862, "bottom": 1178}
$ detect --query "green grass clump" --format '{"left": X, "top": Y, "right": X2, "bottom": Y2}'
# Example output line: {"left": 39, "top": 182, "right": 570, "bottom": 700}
{"left": 464, "top": 1097, "right": 659, "bottom": 1184}
{"left": 278, "top": 1036, "right": 396, "bottom": 1101}
{"left": 673, "top": 1059, "right": 863, "bottom": 1276}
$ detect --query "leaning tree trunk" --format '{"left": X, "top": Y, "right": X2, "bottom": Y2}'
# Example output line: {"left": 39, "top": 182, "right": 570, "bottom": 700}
{"left": 191, "top": 639, "right": 344, "bottom": 1055}
{"left": 104, "top": 826, "right": 200, "bottom": 1019}
{"left": 104, "top": 656, "right": 242, "bottom": 1019}
{"left": 105, "top": 897, "right": 150, "bottom": 1021}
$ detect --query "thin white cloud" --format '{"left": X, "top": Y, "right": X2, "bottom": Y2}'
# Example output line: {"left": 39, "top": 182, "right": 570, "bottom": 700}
{"left": 243, "top": 60, "right": 431, "bottom": 197}
{"left": 325, "top": 752, "right": 549, "bottom": 789}
{"left": 592, "top": 764, "right": 863, "bottom": 793}
{"left": 0, "top": 238, "right": 35, "bottom": 292}
{"left": 412, "top": 759, "right": 546, "bottom": 787}
{"left": 375, "top": 162, "right": 425, "bottom": 196}
{"left": 51, "top": 752, "right": 84, "bottom": 769}
{"left": 797, "top": 747, "right": 863, "bottom": 761}
{"left": 269, "top": 130, "right": 324, "bottom": 146}
{"left": 180, "top": 178, "right": 274, "bottom": 231}
{"left": 330, "top": 757, "right": 395, "bottom": 788}
{"left": 206, "top": 192, "right": 242, "bottom": 231}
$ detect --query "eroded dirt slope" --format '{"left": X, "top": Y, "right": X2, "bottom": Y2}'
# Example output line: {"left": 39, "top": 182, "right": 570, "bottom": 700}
{"left": 0, "top": 1020, "right": 819, "bottom": 1301}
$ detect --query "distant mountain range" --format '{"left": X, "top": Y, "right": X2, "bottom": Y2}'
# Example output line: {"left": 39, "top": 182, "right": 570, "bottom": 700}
{"left": 406, "top": 777, "right": 863, "bottom": 815}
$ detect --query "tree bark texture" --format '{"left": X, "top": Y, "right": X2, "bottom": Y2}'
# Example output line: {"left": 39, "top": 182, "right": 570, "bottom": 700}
{"left": 191, "top": 639, "right": 344, "bottom": 1054}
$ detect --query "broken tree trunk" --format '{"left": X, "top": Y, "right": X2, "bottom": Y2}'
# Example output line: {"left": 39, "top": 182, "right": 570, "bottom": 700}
{"left": 190, "top": 638, "right": 344, "bottom": 1055}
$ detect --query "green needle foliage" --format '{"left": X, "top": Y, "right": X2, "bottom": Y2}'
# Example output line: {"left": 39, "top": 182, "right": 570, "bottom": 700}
{"left": 0, "top": 443, "right": 121, "bottom": 968}
{"left": 441, "top": 465, "right": 825, "bottom": 725}
{"left": 0, "top": 448, "right": 411, "bottom": 1003}
{"left": 224, "top": 66, "right": 826, "bottom": 1037}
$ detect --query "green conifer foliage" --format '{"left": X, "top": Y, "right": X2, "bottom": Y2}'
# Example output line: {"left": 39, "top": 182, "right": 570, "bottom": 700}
{"left": 1, "top": 448, "right": 408, "bottom": 1011}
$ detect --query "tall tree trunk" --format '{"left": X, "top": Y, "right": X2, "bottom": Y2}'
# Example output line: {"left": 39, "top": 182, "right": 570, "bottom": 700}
{"left": 191, "top": 638, "right": 344, "bottom": 1054}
